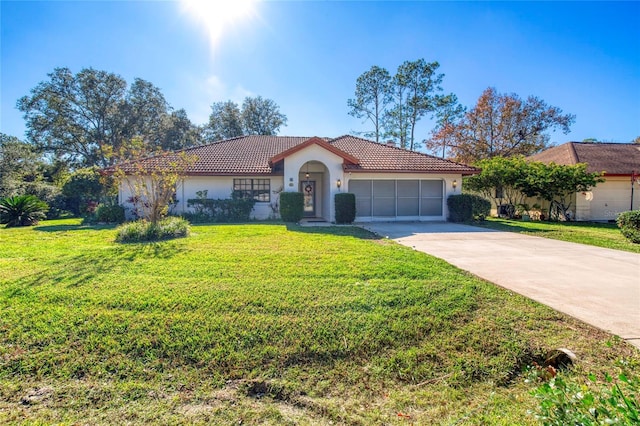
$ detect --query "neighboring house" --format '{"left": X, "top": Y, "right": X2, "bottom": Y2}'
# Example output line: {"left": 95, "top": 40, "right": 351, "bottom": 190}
{"left": 113, "top": 135, "right": 478, "bottom": 222}
{"left": 528, "top": 142, "right": 640, "bottom": 221}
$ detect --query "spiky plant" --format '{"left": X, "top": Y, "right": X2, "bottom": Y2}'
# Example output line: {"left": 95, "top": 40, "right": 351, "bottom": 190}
{"left": 0, "top": 195, "right": 49, "bottom": 227}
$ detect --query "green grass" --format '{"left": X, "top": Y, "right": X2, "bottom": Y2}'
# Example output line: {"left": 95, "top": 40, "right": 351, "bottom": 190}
{"left": 474, "top": 218, "right": 640, "bottom": 254}
{"left": 1, "top": 219, "right": 638, "bottom": 425}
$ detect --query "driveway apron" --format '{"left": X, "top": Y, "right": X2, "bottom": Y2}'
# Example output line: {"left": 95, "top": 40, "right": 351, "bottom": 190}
{"left": 359, "top": 222, "right": 640, "bottom": 349}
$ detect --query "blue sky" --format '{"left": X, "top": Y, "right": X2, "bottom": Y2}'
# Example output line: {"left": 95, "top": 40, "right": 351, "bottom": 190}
{"left": 1, "top": 1, "right": 639, "bottom": 151}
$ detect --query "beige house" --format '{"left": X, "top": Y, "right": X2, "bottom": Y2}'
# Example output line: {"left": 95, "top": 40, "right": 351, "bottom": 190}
{"left": 527, "top": 142, "right": 640, "bottom": 221}
{"left": 114, "top": 135, "right": 478, "bottom": 222}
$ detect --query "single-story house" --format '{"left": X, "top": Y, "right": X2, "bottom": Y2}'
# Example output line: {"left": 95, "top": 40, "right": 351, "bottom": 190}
{"left": 113, "top": 135, "right": 478, "bottom": 222}
{"left": 527, "top": 142, "right": 640, "bottom": 221}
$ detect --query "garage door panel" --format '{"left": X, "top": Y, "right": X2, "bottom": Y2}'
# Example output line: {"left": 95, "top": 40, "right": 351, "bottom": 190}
{"left": 398, "top": 198, "right": 419, "bottom": 216}
{"left": 350, "top": 179, "right": 444, "bottom": 219}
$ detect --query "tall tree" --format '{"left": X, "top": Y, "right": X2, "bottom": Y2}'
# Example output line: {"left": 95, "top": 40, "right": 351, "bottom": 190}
{"left": 347, "top": 66, "right": 391, "bottom": 143}
{"left": 157, "top": 109, "right": 204, "bottom": 151}
{"left": 205, "top": 100, "right": 244, "bottom": 141}
{"left": 241, "top": 96, "right": 287, "bottom": 136}
{"left": 17, "top": 67, "right": 199, "bottom": 168}
{"left": 384, "top": 59, "right": 448, "bottom": 150}
{"left": 204, "top": 96, "right": 287, "bottom": 142}
{"left": 0, "top": 133, "right": 42, "bottom": 197}
{"left": 383, "top": 78, "right": 410, "bottom": 148}
{"left": 436, "top": 87, "right": 575, "bottom": 164}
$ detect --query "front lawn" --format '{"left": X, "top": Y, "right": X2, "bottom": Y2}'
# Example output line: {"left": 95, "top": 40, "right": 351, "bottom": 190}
{"left": 1, "top": 219, "right": 638, "bottom": 424}
{"left": 475, "top": 218, "right": 640, "bottom": 254}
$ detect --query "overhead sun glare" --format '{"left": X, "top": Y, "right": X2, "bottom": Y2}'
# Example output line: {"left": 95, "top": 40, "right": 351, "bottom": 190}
{"left": 180, "top": 0, "right": 258, "bottom": 53}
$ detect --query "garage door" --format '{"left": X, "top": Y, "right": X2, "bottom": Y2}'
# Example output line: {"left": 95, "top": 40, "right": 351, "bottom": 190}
{"left": 349, "top": 179, "right": 443, "bottom": 219}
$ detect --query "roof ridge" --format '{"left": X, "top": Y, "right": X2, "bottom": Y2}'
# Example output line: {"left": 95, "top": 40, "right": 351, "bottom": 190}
{"left": 567, "top": 142, "right": 580, "bottom": 164}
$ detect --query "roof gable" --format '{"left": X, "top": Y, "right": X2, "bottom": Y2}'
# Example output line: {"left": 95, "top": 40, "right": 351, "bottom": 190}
{"left": 269, "top": 136, "right": 359, "bottom": 166}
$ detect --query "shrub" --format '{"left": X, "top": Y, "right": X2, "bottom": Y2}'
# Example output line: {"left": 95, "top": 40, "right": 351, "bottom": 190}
{"left": 115, "top": 216, "right": 190, "bottom": 243}
{"left": 529, "top": 369, "right": 640, "bottom": 425}
{"left": 94, "top": 204, "right": 125, "bottom": 224}
{"left": 186, "top": 196, "right": 256, "bottom": 223}
{"left": 447, "top": 194, "right": 490, "bottom": 222}
{"left": 279, "top": 192, "right": 304, "bottom": 223}
{"left": 335, "top": 193, "right": 356, "bottom": 224}
{"left": 61, "top": 168, "right": 104, "bottom": 216}
{"left": 617, "top": 210, "right": 640, "bottom": 244}
{"left": 0, "top": 195, "right": 49, "bottom": 227}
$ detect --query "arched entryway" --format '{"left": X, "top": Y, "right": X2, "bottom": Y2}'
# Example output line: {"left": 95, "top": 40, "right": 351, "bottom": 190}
{"left": 298, "top": 161, "right": 331, "bottom": 221}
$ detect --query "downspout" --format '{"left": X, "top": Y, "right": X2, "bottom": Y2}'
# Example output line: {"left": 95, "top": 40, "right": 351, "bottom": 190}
{"left": 632, "top": 170, "right": 637, "bottom": 211}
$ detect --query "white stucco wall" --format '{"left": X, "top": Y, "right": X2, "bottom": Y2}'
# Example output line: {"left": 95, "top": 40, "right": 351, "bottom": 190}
{"left": 119, "top": 175, "right": 284, "bottom": 220}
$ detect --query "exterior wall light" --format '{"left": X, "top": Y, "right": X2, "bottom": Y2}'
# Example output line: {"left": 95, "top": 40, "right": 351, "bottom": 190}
{"left": 337, "top": 179, "right": 342, "bottom": 190}
{"left": 452, "top": 179, "right": 458, "bottom": 190}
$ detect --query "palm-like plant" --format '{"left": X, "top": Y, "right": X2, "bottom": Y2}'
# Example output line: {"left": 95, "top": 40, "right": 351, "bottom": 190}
{"left": 0, "top": 195, "right": 49, "bottom": 227}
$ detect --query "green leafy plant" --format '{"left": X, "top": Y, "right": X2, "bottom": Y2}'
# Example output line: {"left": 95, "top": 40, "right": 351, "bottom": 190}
{"left": 335, "top": 192, "right": 356, "bottom": 224}
{"left": 115, "top": 216, "right": 190, "bottom": 242}
{"left": 94, "top": 204, "right": 125, "bottom": 224}
{"left": 529, "top": 366, "right": 640, "bottom": 425}
{"left": 186, "top": 192, "right": 256, "bottom": 223}
{"left": 447, "top": 194, "right": 490, "bottom": 222}
{"left": 0, "top": 194, "right": 49, "bottom": 227}
{"left": 617, "top": 210, "right": 640, "bottom": 244}
{"left": 279, "top": 191, "right": 304, "bottom": 223}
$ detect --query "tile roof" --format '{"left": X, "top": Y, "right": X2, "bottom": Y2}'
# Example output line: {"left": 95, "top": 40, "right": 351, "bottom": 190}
{"left": 528, "top": 142, "right": 640, "bottom": 176}
{"left": 109, "top": 135, "right": 478, "bottom": 176}
{"left": 331, "top": 135, "right": 478, "bottom": 174}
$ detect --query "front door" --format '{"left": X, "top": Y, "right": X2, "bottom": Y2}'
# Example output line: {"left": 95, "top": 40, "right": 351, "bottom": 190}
{"left": 301, "top": 180, "right": 316, "bottom": 217}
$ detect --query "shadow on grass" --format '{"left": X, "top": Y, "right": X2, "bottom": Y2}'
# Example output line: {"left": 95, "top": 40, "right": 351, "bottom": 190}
{"left": 5, "top": 242, "right": 184, "bottom": 291}
{"left": 473, "top": 220, "right": 559, "bottom": 234}
{"left": 34, "top": 223, "right": 116, "bottom": 232}
{"left": 285, "top": 223, "right": 381, "bottom": 240}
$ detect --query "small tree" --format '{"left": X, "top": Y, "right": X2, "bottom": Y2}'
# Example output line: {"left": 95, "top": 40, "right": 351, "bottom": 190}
{"left": 465, "top": 156, "right": 531, "bottom": 218}
{"left": 466, "top": 156, "right": 603, "bottom": 220}
{"left": 110, "top": 140, "right": 197, "bottom": 224}
{"left": 522, "top": 162, "right": 604, "bottom": 220}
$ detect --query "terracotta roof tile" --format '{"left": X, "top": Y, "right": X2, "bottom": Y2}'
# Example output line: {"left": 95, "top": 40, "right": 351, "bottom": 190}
{"left": 330, "top": 135, "right": 479, "bottom": 174}
{"left": 528, "top": 142, "right": 640, "bottom": 175}
{"left": 109, "top": 135, "right": 478, "bottom": 175}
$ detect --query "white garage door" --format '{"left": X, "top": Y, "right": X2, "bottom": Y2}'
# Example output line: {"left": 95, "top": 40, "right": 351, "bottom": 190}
{"left": 349, "top": 179, "right": 443, "bottom": 219}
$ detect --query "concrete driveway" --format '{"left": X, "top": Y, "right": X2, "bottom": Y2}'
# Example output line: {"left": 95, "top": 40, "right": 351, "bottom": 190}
{"left": 359, "top": 222, "right": 640, "bottom": 349}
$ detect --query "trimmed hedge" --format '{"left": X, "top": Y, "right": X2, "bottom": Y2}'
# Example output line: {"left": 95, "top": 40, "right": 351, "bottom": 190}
{"left": 186, "top": 197, "right": 256, "bottom": 223}
{"left": 447, "top": 194, "right": 491, "bottom": 223}
{"left": 617, "top": 210, "right": 640, "bottom": 244}
{"left": 335, "top": 193, "right": 356, "bottom": 224}
{"left": 279, "top": 192, "right": 304, "bottom": 223}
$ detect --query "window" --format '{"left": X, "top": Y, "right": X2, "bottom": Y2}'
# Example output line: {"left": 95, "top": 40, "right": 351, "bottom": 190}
{"left": 233, "top": 179, "right": 270, "bottom": 202}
